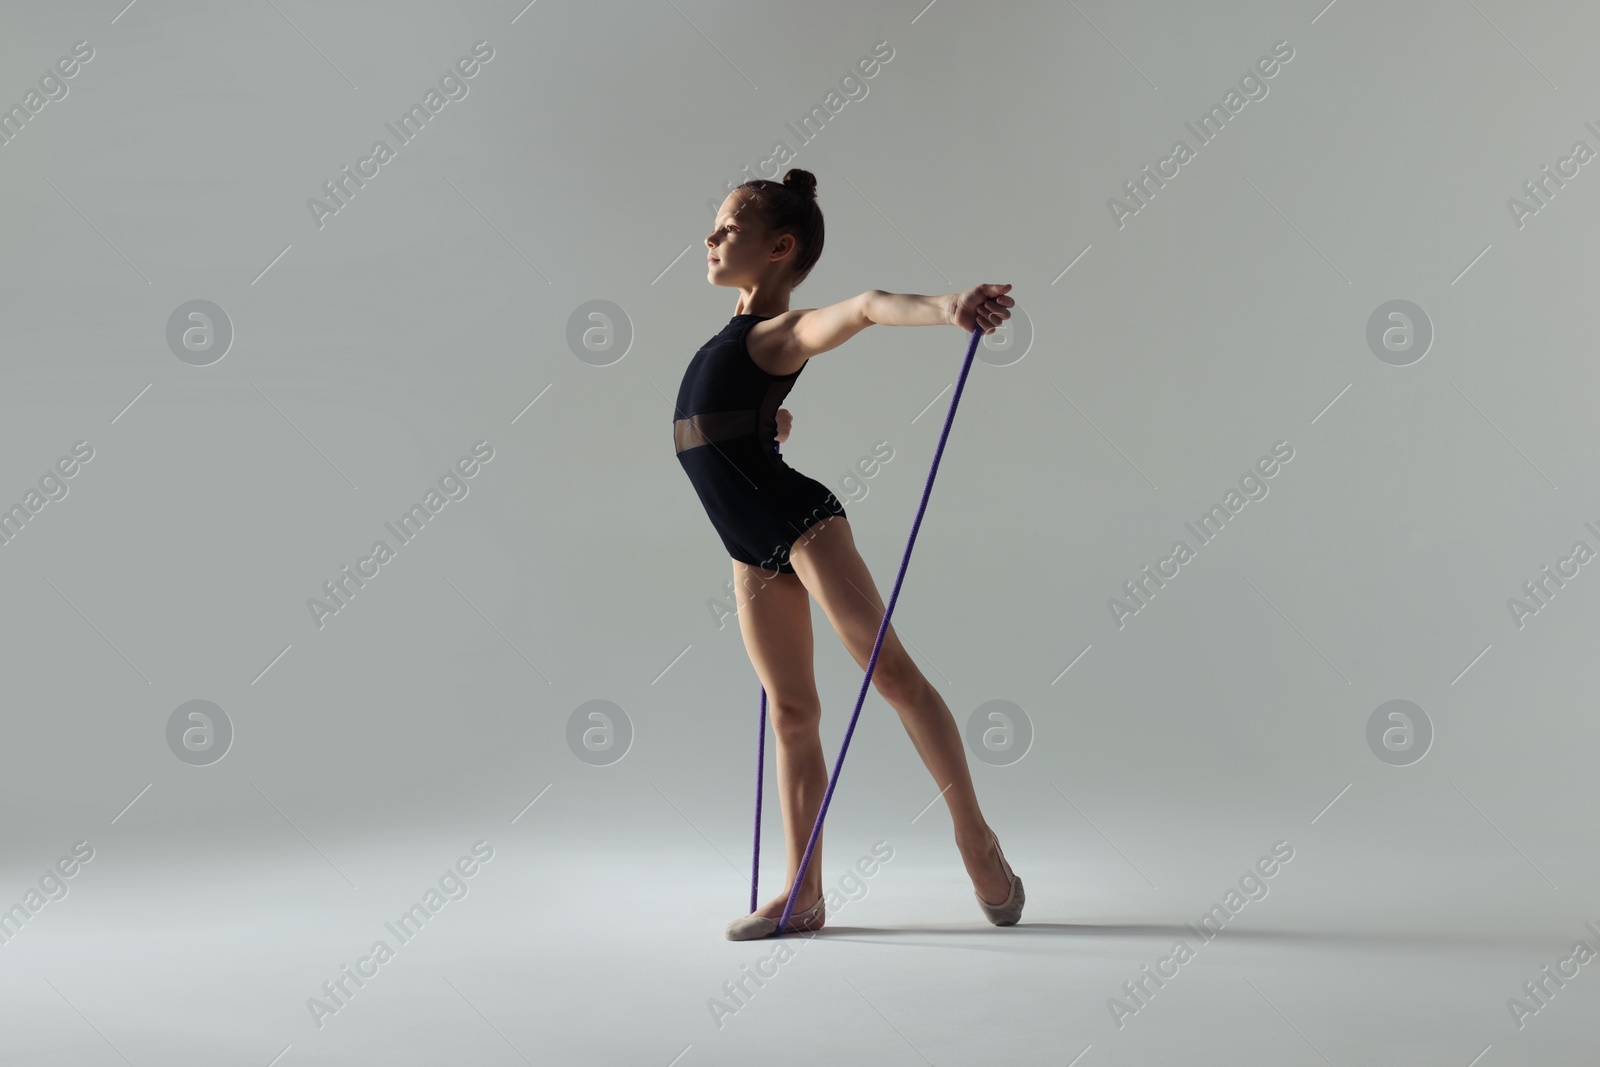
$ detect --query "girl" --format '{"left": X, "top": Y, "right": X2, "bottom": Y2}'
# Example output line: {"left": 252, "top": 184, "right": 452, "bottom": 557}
{"left": 673, "top": 167, "right": 1022, "bottom": 940}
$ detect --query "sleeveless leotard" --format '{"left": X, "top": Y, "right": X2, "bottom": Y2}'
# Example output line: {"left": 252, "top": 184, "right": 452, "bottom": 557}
{"left": 674, "top": 314, "right": 846, "bottom": 575}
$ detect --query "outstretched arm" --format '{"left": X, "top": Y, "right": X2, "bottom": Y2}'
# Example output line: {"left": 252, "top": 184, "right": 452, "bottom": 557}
{"left": 862, "top": 290, "right": 953, "bottom": 328}
{"left": 865, "top": 285, "right": 1013, "bottom": 334}
{"left": 783, "top": 289, "right": 954, "bottom": 365}
{"left": 779, "top": 284, "right": 1015, "bottom": 368}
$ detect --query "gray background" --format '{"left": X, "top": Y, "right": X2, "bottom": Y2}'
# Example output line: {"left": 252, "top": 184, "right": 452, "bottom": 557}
{"left": 1, "top": 0, "right": 1597, "bottom": 1064}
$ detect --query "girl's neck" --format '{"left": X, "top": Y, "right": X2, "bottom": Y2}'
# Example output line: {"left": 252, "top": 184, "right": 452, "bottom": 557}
{"left": 735, "top": 287, "right": 790, "bottom": 318}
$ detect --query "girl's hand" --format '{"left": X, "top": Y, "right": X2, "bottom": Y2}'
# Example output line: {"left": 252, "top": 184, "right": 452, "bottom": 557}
{"left": 776, "top": 407, "right": 792, "bottom": 444}
{"left": 951, "top": 283, "right": 1014, "bottom": 335}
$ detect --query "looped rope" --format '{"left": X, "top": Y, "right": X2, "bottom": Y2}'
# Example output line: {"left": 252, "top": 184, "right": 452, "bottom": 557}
{"left": 748, "top": 324, "right": 986, "bottom": 927}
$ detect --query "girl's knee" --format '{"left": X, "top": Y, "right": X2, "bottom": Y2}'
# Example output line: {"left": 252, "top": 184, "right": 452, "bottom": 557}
{"left": 871, "top": 659, "right": 923, "bottom": 708}
{"left": 769, "top": 698, "right": 822, "bottom": 740}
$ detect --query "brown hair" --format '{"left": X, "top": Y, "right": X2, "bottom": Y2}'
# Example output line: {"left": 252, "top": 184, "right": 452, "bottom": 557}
{"left": 732, "top": 168, "right": 825, "bottom": 288}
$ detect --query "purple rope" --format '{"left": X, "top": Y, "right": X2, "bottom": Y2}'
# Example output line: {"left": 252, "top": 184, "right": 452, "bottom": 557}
{"left": 751, "top": 685, "right": 766, "bottom": 915}
{"left": 750, "top": 324, "right": 985, "bottom": 931}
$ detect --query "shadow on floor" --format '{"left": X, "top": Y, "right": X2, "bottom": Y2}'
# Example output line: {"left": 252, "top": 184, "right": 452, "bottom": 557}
{"left": 790, "top": 921, "right": 1562, "bottom": 952}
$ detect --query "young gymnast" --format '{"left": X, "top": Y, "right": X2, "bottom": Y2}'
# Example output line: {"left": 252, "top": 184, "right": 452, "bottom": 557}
{"left": 672, "top": 167, "right": 1022, "bottom": 939}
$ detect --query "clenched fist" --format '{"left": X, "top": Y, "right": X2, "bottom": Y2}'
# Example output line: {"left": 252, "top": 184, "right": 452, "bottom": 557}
{"left": 951, "top": 283, "right": 1014, "bottom": 335}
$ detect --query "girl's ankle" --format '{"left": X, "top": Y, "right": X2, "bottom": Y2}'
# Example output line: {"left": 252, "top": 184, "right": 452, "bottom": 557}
{"left": 955, "top": 825, "right": 993, "bottom": 850}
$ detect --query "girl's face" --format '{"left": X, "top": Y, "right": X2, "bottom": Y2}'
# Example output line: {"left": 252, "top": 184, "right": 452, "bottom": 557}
{"left": 705, "top": 193, "right": 786, "bottom": 285}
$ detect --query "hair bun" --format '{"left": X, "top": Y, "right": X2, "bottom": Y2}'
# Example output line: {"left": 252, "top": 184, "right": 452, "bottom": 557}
{"left": 782, "top": 168, "right": 817, "bottom": 198}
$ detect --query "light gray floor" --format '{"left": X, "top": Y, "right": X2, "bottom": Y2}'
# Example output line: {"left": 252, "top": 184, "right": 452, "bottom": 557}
{"left": 4, "top": 814, "right": 1595, "bottom": 1065}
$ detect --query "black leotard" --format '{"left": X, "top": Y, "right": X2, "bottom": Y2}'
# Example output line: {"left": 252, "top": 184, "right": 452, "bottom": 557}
{"left": 674, "top": 314, "right": 845, "bottom": 575}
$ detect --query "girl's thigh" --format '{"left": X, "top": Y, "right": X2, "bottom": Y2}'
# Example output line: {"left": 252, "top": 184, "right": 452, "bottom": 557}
{"left": 732, "top": 560, "right": 819, "bottom": 710}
